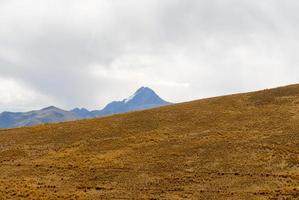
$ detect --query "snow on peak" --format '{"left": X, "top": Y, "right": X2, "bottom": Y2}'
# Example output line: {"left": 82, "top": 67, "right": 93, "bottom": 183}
{"left": 124, "top": 93, "right": 137, "bottom": 103}
{"left": 123, "top": 87, "right": 151, "bottom": 103}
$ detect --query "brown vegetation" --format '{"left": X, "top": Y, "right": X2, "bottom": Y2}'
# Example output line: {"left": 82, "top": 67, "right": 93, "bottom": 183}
{"left": 1, "top": 84, "right": 299, "bottom": 199}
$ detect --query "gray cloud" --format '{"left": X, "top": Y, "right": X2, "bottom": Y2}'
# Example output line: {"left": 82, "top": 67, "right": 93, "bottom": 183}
{"left": 0, "top": 0, "right": 299, "bottom": 111}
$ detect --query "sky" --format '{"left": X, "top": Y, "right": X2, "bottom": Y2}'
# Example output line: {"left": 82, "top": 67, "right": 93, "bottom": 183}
{"left": 1, "top": 0, "right": 299, "bottom": 112}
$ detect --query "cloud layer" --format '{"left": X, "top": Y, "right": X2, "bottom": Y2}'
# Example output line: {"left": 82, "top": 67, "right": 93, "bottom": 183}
{"left": 1, "top": 0, "right": 299, "bottom": 111}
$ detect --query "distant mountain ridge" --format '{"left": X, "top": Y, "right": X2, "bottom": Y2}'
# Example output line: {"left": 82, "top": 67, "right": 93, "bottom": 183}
{"left": 0, "top": 106, "right": 78, "bottom": 129}
{"left": 0, "top": 87, "right": 171, "bottom": 128}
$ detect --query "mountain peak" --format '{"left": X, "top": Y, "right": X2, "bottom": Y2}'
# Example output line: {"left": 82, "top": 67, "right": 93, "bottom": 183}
{"left": 41, "top": 106, "right": 60, "bottom": 111}
{"left": 70, "top": 108, "right": 91, "bottom": 118}
{"left": 71, "top": 108, "right": 89, "bottom": 112}
{"left": 135, "top": 86, "right": 152, "bottom": 93}
{"left": 124, "top": 87, "right": 156, "bottom": 104}
{"left": 92, "top": 87, "right": 171, "bottom": 117}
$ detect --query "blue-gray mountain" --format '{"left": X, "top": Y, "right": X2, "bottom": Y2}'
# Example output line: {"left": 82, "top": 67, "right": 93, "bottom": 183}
{"left": 73, "top": 87, "right": 171, "bottom": 118}
{"left": 0, "top": 87, "right": 171, "bottom": 128}
{"left": 0, "top": 106, "right": 78, "bottom": 129}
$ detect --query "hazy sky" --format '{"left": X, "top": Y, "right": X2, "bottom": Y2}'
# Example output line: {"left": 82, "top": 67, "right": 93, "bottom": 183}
{"left": 1, "top": 0, "right": 299, "bottom": 112}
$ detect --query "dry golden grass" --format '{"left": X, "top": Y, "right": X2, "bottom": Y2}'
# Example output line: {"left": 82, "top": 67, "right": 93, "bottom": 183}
{"left": 1, "top": 84, "right": 299, "bottom": 199}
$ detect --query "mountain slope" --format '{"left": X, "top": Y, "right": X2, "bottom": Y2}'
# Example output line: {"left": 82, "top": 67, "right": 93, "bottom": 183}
{"left": 1, "top": 84, "right": 299, "bottom": 199}
{"left": 0, "top": 106, "right": 79, "bottom": 128}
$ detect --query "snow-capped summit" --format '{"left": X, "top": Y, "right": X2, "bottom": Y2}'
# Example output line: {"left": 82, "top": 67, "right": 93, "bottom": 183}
{"left": 123, "top": 87, "right": 169, "bottom": 105}
{"left": 124, "top": 91, "right": 137, "bottom": 103}
{"left": 124, "top": 87, "right": 149, "bottom": 103}
{"left": 91, "top": 87, "right": 171, "bottom": 117}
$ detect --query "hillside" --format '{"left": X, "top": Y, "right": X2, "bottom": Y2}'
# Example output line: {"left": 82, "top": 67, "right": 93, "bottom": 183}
{"left": 0, "top": 84, "right": 299, "bottom": 199}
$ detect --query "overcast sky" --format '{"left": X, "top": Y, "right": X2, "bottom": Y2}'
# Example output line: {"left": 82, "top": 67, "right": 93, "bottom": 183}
{"left": 1, "top": 0, "right": 299, "bottom": 112}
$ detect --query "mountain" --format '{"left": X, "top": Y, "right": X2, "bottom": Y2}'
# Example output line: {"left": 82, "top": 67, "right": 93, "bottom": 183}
{"left": 0, "top": 87, "right": 170, "bottom": 128}
{"left": 70, "top": 108, "right": 91, "bottom": 118}
{"left": 71, "top": 87, "right": 171, "bottom": 118}
{"left": 0, "top": 106, "right": 79, "bottom": 128}
{"left": 93, "top": 87, "right": 171, "bottom": 116}
{"left": 1, "top": 84, "right": 299, "bottom": 199}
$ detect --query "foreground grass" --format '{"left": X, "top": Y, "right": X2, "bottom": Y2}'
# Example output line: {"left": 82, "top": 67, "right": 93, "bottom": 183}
{"left": 1, "top": 84, "right": 299, "bottom": 199}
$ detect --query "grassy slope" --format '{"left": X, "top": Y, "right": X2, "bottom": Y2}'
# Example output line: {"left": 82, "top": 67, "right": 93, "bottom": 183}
{"left": 1, "top": 84, "right": 299, "bottom": 199}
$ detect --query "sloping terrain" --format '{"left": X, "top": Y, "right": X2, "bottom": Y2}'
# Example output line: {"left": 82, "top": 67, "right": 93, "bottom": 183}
{"left": 0, "top": 84, "right": 299, "bottom": 199}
